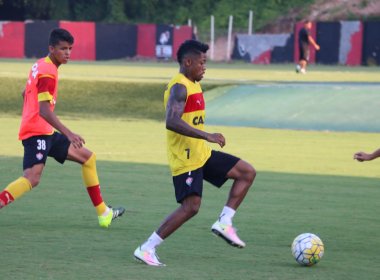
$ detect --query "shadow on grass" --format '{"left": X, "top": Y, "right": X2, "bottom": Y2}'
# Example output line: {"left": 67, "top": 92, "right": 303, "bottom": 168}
{"left": 1, "top": 156, "right": 380, "bottom": 279}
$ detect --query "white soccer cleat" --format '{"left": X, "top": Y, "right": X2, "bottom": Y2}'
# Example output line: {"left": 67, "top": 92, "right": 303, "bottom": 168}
{"left": 211, "top": 221, "right": 246, "bottom": 248}
{"left": 134, "top": 246, "right": 166, "bottom": 267}
{"left": 300, "top": 68, "right": 306, "bottom": 74}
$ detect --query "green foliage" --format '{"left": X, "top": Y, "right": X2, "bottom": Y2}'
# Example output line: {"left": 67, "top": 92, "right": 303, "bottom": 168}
{"left": 68, "top": 0, "right": 109, "bottom": 21}
{"left": 50, "top": 0, "right": 70, "bottom": 20}
{"left": 0, "top": 0, "right": 315, "bottom": 31}
{"left": 24, "top": 0, "right": 53, "bottom": 19}
{"left": 104, "top": 0, "right": 128, "bottom": 23}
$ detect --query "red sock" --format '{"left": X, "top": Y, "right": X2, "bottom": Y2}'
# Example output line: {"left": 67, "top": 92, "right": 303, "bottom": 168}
{"left": 0, "top": 191, "right": 14, "bottom": 209}
{"left": 86, "top": 185, "right": 107, "bottom": 215}
{"left": 86, "top": 185, "right": 103, "bottom": 206}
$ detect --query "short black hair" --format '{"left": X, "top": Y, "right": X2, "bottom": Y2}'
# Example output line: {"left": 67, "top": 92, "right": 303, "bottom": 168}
{"left": 177, "top": 40, "right": 209, "bottom": 64}
{"left": 49, "top": 28, "right": 74, "bottom": 46}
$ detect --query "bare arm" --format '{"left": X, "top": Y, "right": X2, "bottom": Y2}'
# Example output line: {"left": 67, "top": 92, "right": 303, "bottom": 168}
{"left": 354, "top": 148, "right": 380, "bottom": 162}
{"left": 39, "top": 101, "right": 85, "bottom": 149}
{"left": 308, "top": 35, "right": 320, "bottom": 50}
{"left": 166, "top": 83, "right": 225, "bottom": 147}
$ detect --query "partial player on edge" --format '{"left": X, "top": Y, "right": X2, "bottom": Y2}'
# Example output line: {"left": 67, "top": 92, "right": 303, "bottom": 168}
{"left": 0, "top": 28, "right": 125, "bottom": 228}
{"left": 354, "top": 148, "right": 380, "bottom": 162}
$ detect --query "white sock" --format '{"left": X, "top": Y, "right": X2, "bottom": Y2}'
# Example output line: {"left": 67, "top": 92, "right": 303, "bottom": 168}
{"left": 218, "top": 206, "right": 236, "bottom": 226}
{"left": 141, "top": 232, "right": 163, "bottom": 251}
{"left": 101, "top": 207, "right": 111, "bottom": 217}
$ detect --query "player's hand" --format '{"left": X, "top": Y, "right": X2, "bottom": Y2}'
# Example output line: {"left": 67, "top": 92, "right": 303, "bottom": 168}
{"left": 206, "top": 133, "right": 225, "bottom": 148}
{"left": 315, "top": 44, "right": 320, "bottom": 51}
{"left": 67, "top": 132, "right": 85, "bottom": 149}
{"left": 354, "top": 152, "right": 372, "bottom": 162}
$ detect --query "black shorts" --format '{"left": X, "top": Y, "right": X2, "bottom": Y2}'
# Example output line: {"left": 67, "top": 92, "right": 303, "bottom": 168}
{"left": 172, "top": 150, "right": 240, "bottom": 203}
{"left": 22, "top": 132, "right": 71, "bottom": 170}
{"left": 299, "top": 45, "right": 310, "bottom": 61}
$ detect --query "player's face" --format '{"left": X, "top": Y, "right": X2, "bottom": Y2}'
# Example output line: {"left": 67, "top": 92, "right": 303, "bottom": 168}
{"left": 49, "top": 41, "right": 73, "bottom": 66}
{"left": 190, "top": 53, "right": 207, "bottom": 82}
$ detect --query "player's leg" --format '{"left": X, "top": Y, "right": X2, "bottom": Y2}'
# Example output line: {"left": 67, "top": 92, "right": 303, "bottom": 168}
{"left": 296, "top": 46, "right": 304, "bottom": 73}
{"left": 300, "top": 47, "right": 309, "bottom": 73}
{"left": 0, "top": 165, "right": 42, "bottom": 209}
{"left": 134, "top": 195, "right": 201, "bottom": 266}
{"left": 204, "top": 151, "right": 256, "bottom": 248}
{"left": 0, "top": 135, "right": 51, "bottom": 209}
{"left": 156, "top": 194, "right": 201, "bottom": 239}
{"left": 225, "top": 159, "right": 256, "bottom": 210}
{"left": 299, "top": 59, "right": 306, "bottom": 70}
{"left": 298, "top": 45, "right": 309, "bottom": 74}
{"left": 65, "top": 143, "right": 125, "bottom": 228}
{"left": 134, "top": 169, "right": 203, "bottom": 266}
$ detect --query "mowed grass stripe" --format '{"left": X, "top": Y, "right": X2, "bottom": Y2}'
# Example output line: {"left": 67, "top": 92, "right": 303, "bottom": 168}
{"left": 1, "top": 157, "right": 380, "bottom": 279}
{"left": 1, "top": 59, "right": 380, "bottom": 83}
{"left": 1, "top": 117, "right": 379, "bottom": 178}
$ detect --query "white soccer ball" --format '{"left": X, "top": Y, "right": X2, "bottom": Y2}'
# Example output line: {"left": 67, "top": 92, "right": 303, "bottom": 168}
{"left": 291, "top": 233, "right": 324, "bottom": 266}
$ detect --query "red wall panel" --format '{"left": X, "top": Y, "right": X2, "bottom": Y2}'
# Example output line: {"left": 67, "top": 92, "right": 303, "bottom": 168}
{"left": 294, "top": 21, "right": 316, "bottom": 64}
{"left": 59, "top": 21, "right": 95, "bottom": 60}
{"left": 347, "top": 22, "right": 363, "bottom": 66}
{"left": 0, "top": 21, "right": 24, "bottom": 58}
{"left": 137, "top": 24, "right": 156, "bottom": 57}
{"left": 253, "top": 50, "right": 271, "bottom": 64}
{"left": 172, "top": 26, "right": 193, "bottom": 60}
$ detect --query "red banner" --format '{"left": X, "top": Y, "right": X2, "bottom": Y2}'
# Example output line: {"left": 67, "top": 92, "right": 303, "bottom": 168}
{"left": 347, "top": 22, "right": 363, "bottom": 66}
{"left": 0, "top": 21, "right": 24, "bottom": 58}
{"left": 137, "top": 24, "right": 156, "bottom": 57}
{"left": 59, "top": 21, "right": 95, "bottom": 61}
{"left": 173, "top": 26, "right": 193, "bottom": 60}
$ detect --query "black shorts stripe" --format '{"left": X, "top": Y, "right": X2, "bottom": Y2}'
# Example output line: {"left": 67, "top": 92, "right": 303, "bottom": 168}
{"left": 22, "top": 132, "right": 70, "bottom": 170}
{"left": 172, "top": 150, "right": 240, "bottom": 203}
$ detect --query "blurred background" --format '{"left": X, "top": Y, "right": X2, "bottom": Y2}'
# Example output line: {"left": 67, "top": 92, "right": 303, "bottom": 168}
{"left": 0, "top": 0, "right": 379, "bottom": 64}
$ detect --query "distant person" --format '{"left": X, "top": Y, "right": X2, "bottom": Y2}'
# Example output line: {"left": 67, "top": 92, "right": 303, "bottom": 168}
{"left": 0, "top": 28, "right": 125, "bottom": 228}
{"left": 354, "top": 148, "right": 380, "bottom": 162}
{"left": 296, "top": 20, "right": 320, "bottom": 74}
{"left": 133, "top": 40, "right": 256, "bottom": 266}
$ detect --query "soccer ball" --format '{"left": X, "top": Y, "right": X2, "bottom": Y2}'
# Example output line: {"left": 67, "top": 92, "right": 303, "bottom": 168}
{"left": 291, "top": 233, "right": 324, "bottom": 266}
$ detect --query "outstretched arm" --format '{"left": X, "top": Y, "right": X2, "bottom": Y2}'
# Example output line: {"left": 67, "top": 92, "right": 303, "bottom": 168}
{"left": 166, "top": 83, "right": 225, "bottom": 147}
{"left": 308, "top": 35, "right": 320, "bottom": 50}
{"left": 354, "top": 148, "right": 380, "bottom": 162}
{"left": 39, "top": 101, "right": 85, "bottom": 149}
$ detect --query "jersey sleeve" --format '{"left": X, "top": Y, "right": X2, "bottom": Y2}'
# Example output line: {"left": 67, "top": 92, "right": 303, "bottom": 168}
{"left": 37, "top": 75, "right": 55, "bottom": 102}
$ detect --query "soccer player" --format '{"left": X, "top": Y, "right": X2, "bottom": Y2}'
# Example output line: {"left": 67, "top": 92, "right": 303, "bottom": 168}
{"left": 354, "top": 148, "right": 380, "bottom": 162}
{"left": 296, "top": 20, "right": 320, "bottom": 74}
{"left": 0, "top": 28, "right": 125, "bottom": 228}
{"left": 134, "top": 40, "right": 256, "bottom": 266}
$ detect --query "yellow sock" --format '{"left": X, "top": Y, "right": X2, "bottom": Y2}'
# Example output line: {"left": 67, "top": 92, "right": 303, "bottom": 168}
{"left": 82, "top": 153, "right": 108, "bottom": 216}
{"left": 81, "top": 153, "right": 99, "bottom": 187}
{"left": 5, "top": 177, "right": 32, "bottom": 200}
{"left": 96, "top": 202, "right": 108, "bottom": 216}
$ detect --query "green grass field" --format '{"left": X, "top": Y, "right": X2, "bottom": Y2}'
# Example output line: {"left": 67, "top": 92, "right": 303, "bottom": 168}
{"left": 1, "top": 60, "right": 380, "bottom": 280}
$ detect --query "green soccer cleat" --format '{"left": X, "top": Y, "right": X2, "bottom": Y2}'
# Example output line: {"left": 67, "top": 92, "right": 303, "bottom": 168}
{"left": 98, "top": 206, "right": 125, "bottom": 228}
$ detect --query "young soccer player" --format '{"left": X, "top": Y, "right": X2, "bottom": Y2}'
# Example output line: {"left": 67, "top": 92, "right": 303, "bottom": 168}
{"left": 296, "top": 20, "right": 320, "bottom": 74}
{"left": 354, "top": 148, "right": 380, "bottom": 162}
{"left": 0, "top": 28, "right": 125, "bottom": 228}
{"left": 134, "top": 40, "right": 256, "bottom": 266}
